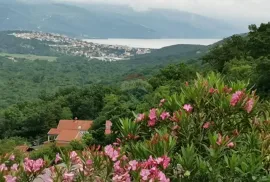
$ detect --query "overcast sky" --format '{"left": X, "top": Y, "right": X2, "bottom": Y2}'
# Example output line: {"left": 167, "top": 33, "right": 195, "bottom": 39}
{"left": 52, "top": 0, "right": 270, "bottom": 23}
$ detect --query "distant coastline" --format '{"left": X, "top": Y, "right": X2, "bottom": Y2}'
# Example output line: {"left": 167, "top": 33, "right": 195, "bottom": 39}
{"left": 83, "top": 38, "right": 221, "bottom": 49}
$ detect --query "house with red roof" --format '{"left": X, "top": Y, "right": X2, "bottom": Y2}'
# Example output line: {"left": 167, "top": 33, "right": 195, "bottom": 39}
{"left": 47, "top": 118, "right": 93, "bottom": 146}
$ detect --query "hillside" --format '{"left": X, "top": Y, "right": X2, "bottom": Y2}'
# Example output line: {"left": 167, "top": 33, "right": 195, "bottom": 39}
{"left": 0, "top": 31, "right": 210, "bottom": 108}
{"left": 0, "top": 1, "right": 242, "bottom": 38}
{"left": 0, "top": 31, "right": 151, "bottom": 60}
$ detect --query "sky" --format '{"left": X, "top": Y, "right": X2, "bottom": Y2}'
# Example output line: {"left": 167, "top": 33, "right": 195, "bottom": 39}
{"left": 52, "top": 0, "right": 270, "bottom": 23}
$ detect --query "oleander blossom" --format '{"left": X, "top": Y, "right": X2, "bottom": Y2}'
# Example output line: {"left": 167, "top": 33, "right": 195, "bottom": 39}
{"left": 136, "top": 113, "right": 145, "bottom": 122}
{"left": 0, "top": 163, "right": 7, "bottom": 172}
{"left": 244, "top": 98, "right": 254, "bottom": 113}
{"left": 149, "top": 108, "right": 157, "bottom": 120}
{"left": 148, "top": 108, "right": 157, "bottom": 126}
{"left": 209, "top": 88, "right": 218, "bottom": 94}
{"left": 227, "top": 142, "right": 235, "bottom": 148}
{"left": 4, "top": 175, "right": 17, "bottom": 182}
{"left": 148, "top": 119, "right": 156, "bottom": 127}
{"left": 23, "top": 158, "right": 44, "bottom": 173}
{"left": 160, "top": 112, "right": 170, "bottom": 120}
{"left": 230, "top": 91, "right": 244, "bottom": 106}
{"left": 129, "top": 160, "right": 138, "bottom": 171}
{"left": 140, "top": 169, "right": 151, "bottom": 181}
{"left": 9, "top": 154, "right": 15, "bottom": 161}
{"left": 104, "top": 145, "right": 119, "bottom": 161}
{"left": 203, "top": 122, "right": 211, "bottom": 129}
{"left": 55, "top": 153, "right": 62, "bottom": 164}
{"left": 183, "top": 104, "right": 193, "bottom": 113}
{"left": 63, "top": 172, "right": 74, "bottom": 182}
{"left": 216, "top": 133, "right": 223, "bottom": 146}
{"left": 10, "top": 164, "right": 18, "bottom": 171}
{"left": 159, "top": 99, "right": 166, "bottom": 107}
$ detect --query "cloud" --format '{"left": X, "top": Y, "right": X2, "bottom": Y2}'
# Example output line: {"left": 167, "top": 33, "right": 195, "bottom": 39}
{"left": 30, "top": 0, "right": 270, "bottom": 23}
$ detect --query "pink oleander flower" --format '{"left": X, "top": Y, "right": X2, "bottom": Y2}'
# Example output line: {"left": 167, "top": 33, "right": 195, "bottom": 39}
{"left": 63, "top": 172, "right": 74, "bottom": 182}
{"left": 136, "top": 113, "right": 145, "bottom": 122}
{"left": 129, "top": 160, "right": 138, "bottom": 171}
{"left": 158, "top": 171, "right": 170, "bottom": 182}
{"left": 183, "top": 104, "right": 193, "bottom": 113}
{"left": 33, "top": 159, "right": 44, "bottom": 172}
{"left": 4, "top": 175, "right": 17, "bottom": 182}
{"left": 230, "top": 91, "right": 244, "bottom": 106}
{"left": 69, "top": 151, "right": 78, "bottom": 159}
{"left": 86, "top": 159, "right": 93, "bottom": 166}
{"left": 209, "top": 87, "right": 218, "bottom": 94}
{"left": 140, "top": 169, "right": 151, "bottom": 181}
{"left": 227, "top": 142, "right": 235, "bottom": 148}
{"left": 244, "top": 98, "right": 254, "bottom": 113}
{"left": 121, "top": 155, "right": 128, "bottom": 161}
{"left": 155, "top": 157, "right": 163, "bottom": 164}
{"left": 162, "top": 156, "right": 170, "bottom": 169}
{"left": 159, "top": 99, "right": 166, "bottom": 107}
{"left": 0, "top": 163, "right": 7, "bottom": 172}
{"left": 160, "top": 112, "right": 170, "bottom": 120}
{"left": 148, "top": 119, "right": 156, "bottom": 127}
{"left": 9, "top": 154, "right": 15, "bottom": 161}
{"left": 55, "top": 153, "right": 62, "bottom": 164}
{"left": 104, "top": 145, "right": 119, "bottom": 161}
{"left": 149, "top": 108, "right": 157, "bottom": 120}
{"left": 203, "top": 122, "right": 211, "bottom": 129}
{"left": 112, "top": 172, "right": 131, "bottom": 182}
{"left": 216, "top": 133, "right": 223, "bottom": 146}
{"left": 10, "top": 164, "right": 18, "bottom": 171}
{"left": 24, "top": 158, "right": 44, "bottom": 173}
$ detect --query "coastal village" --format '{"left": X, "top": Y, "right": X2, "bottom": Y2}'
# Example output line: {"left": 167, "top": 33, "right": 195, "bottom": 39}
{"left": 11, "top": 32, "right": 151, "bottom": 61}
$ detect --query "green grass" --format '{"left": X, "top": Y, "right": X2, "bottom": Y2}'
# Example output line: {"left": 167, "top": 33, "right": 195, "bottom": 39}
{"left": 0, "top": 53, "right": 57, "bottom": 61}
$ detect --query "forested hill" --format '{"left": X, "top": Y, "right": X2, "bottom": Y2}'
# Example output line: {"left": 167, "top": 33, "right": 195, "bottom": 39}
{"left": 0, "top": 0, "right": 241, "bottom": 38}
{"left": 0, "top": 24, "right": 267, "bottom": 110}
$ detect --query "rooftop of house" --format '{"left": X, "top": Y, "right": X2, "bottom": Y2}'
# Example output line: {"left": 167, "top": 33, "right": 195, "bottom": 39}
{"left": 56, "top": 130, "right": 82, "bottom": 142}
{"left": 47, "top": 119, "right": 93, "bottom": 145}
{"left": 48, "top": 119, "right": 93, "bottom": 135}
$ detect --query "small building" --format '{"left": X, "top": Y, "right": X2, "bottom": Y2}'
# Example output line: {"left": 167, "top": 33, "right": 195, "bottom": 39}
{"left": 47, "top": 119, "right": 93, "bottom": 146}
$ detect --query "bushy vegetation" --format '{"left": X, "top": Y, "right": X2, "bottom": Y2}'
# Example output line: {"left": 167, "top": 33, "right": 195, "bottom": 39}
{"left": 1, "top": 73, "right": 269, "bottom": 181}
{"left": 0, "top": 23, "right": 269, "bottom": 181}
{"left": 202, "top": 22, "right": 270, "bottom": 97}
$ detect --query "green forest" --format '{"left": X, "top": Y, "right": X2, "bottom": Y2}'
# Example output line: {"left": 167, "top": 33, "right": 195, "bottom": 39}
{"left": 0, "top": 23, "right": 269, "bottom": 143}
{"left": 0, "top": 23, "right": 269, "bottom": 181}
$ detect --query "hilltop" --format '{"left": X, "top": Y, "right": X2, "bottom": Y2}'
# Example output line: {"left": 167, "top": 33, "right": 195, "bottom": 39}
{"left": 0, "top": 0, "right": 243, "bottom": 39}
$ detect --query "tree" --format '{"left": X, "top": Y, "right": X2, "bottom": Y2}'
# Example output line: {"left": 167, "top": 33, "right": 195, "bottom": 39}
{"left": 202, "top": 35, "right": 247, "bottom": 72}
{"left": 248, "top": 22, "right": 270, "bottom": 58}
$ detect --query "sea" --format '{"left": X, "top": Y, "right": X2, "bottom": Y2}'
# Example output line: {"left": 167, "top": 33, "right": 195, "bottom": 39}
{"left": 83, "top": 39, "right": 221, "bottom": 49}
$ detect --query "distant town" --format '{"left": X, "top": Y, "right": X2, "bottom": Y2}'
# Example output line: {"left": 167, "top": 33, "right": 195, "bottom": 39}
{"left": 11, "top": 32, "right": 151, "bottom": 61}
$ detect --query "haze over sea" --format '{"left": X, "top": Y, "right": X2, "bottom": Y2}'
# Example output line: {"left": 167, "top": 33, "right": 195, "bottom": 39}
{"left": 83, "top": 39, "right": 221, "bottom": 49}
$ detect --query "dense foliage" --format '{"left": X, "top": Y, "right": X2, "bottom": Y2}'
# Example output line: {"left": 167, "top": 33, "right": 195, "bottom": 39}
{"left": 1, "top": 73, "right": 270, "bottom": 181}
{"left": 202, "top": 22, "right": 270, "bottom": 97}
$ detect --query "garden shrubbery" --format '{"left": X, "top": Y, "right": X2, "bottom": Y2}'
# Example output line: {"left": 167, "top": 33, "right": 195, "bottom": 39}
{"left": 0, "top": 73, "right": 269, "bottom": 181}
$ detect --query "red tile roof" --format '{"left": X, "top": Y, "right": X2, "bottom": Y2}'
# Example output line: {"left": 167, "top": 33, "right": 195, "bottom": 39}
{"left": 57, "top": 120, "right": 93, "bottom": 131}
{"left": 48, "top": 128, "right": 61, "bottom": 135}
{"left": 56, "top": 130, "right": 82, "bottom": 142}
